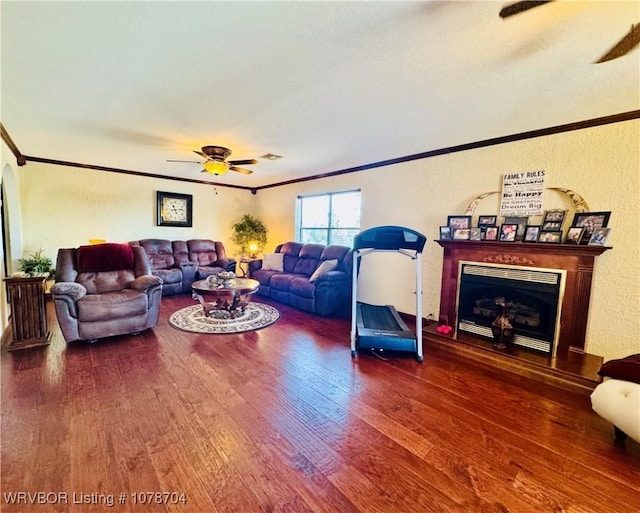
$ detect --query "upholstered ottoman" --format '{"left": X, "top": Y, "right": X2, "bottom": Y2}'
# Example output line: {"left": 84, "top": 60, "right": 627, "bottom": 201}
{"left": 590, "top": 354, "right": 640, "bottom": 443}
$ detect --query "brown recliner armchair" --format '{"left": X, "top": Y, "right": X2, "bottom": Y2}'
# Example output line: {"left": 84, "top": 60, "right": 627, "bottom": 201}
{"left": 51, "top": 243, "right": 163, "bottom": 343}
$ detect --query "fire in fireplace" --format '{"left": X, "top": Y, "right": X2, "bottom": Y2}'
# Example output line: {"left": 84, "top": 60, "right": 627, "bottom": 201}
{"left": 456, "top": 262, "right": 566, "bottom": 355}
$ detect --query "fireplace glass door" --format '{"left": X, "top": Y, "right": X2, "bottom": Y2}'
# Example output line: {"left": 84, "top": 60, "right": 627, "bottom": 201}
{"left": 457, "top": 262, "right": 565, "bottom": 355}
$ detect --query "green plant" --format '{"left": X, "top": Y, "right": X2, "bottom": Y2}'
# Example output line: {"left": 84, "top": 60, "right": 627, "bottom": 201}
{"left": 18, "top": 249, "right": 56, "bottom": 278}
{"left": 230, "top": 214, "right": 268, "bottom": 256}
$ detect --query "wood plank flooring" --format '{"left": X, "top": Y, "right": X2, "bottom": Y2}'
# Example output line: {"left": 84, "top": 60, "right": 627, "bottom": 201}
{"left": 1, "top": 295, "right": 639, "bottom": 513}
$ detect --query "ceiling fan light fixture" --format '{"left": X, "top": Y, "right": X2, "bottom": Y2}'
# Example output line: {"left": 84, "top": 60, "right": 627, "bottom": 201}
{"left": 203, "top": 160, "right": 229, "bottom": 175}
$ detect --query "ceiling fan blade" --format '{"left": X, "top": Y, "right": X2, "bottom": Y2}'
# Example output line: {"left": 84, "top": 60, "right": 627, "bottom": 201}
{"left": 228, "top": 159, "right": 258, "bottom": 166}
{"left": 230, "top": 166, "right": 253, "bottom": 175}
{"left": 595, "top": 23, "right": 640, "bottom": 63}
{"left": 167, "top": 159, "right": 202, "bottom": 163}
{"left": 193, "top": 150, "right": 208, "bottom": 159}
{"left": 499, "top": 0, "right": 552, "bottom": 18}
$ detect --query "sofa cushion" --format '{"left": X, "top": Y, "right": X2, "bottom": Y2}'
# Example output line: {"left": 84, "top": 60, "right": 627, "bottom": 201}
{"left": 270, "top": 273, "right": 305, "bottom": 292}
{"left": 279, "top": 242, "right": 303, "bottom": 273}
{"left": 289, "top": 276, "right": 316, "bottom": 299}
{"left": 309, "top": 259, "right": 338, "bottom": 282}
{"left": 77, "top": 270, "right": 137, "bottom": 294}
{"left": 262, "top": 253, "right": 285, "bottom": 272}
{"left": 138, "top": 239, "right": 176, "bottom": 270}
{"left": 252, "top": 269, "right": 279, "bottom": 287}
{"left": 153, "top": 268, "right": 182, "bottom": 285}
{"left": 291, "top": 243, "right": 323, "bottom": 275}
{"left": 172, "top": 241, "right": 191, "bottom": 266}
{"left": 293, "top": 257, "right": 319, "bottom": 277}
{"left": 187, "top": 239, "right": 227, "bottom": 267}
{"left": 299, "top": 244, "right": 324, "bottom": 259}
{"left": 320, "top": 245, "right": 350, "bottom": 265}
{"left": 77, "top": 289, "right": 148, "bottom": 322}
{"left": 196, "top": 266, "right": 226, "bottom": 280}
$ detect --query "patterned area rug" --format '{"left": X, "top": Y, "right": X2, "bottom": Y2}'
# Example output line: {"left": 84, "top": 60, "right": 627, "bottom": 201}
{"left": 169, "top": 302, "right": 280, "bottom": 334}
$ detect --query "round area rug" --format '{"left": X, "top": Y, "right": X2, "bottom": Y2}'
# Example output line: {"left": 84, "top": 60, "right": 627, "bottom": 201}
{"left": 169, "top": 302, "right": 280, "bottom": 334}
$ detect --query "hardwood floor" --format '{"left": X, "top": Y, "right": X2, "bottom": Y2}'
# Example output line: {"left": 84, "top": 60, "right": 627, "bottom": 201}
{"left": 2, "top": 295, "right": 639, "bottom": 513}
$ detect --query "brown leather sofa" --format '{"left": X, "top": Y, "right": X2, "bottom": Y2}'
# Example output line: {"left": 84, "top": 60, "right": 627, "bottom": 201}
{"left": 129, "top": 239, "right": 236, "bottom": 295}
{"left": 51, "top": 243, "right": 163, "bottom": 343}
{"left": 249, "top": 241, "right": 353, "bottom": 316}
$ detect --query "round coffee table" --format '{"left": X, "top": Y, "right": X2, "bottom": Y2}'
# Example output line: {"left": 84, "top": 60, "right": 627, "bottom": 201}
{"left": 191, "top": 278, "right": 260, "bottom": 319}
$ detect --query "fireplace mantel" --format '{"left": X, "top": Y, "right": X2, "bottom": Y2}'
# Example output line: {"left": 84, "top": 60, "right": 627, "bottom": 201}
{"left": 436, "top": 240, "right": 610, "bottom": 357}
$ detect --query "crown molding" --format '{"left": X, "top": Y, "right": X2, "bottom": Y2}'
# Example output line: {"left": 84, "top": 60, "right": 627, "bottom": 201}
{"left": 3, "top": 110, "right": 638, "bottom": 193}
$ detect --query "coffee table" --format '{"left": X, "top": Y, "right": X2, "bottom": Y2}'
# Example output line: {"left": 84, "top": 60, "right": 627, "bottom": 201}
{"left": 191, "top": 278, "right": 260, "bottom": 319}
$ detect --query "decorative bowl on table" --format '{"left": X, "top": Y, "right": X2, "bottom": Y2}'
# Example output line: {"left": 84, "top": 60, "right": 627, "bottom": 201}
{"left": 217, "top": 271, "right": 236, "bottom": 286}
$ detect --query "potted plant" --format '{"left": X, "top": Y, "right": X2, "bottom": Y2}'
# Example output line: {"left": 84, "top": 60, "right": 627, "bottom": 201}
{"left": 18, "top": 249, "right": 56, "bottom": 278}
{"left": 17, "top": 249, "right": 56, "bottom": 293}
{"left": 230, "top": 214, "right": 268, "bottom": 258}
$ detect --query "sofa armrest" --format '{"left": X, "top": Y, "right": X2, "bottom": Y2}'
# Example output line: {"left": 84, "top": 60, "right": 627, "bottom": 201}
{"left": 248, "top": 259, "right": 263, "bottom": 273}
{"left": 215, "top": 257, "right": 237, "bottom": 273}
{"left": 313, "top": 270, "right": 351, "bottom": 285}
{"left": 51, "top": 282, "right": 87, "bottom": 320}
{"left": 131, "top": 275, "right": 163, "bottom": 293}
{"left": 51, "top": 281, "right": 87, "bottom": 301}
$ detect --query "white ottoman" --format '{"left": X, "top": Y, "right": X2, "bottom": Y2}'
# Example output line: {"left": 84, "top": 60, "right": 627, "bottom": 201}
{"left": 590, "top": 378, "right": 640, "bottom": 443}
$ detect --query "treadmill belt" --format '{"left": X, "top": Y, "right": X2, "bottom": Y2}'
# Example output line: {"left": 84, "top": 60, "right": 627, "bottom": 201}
{"left": 359, "top": 303, "right": 403, "bottom": 331}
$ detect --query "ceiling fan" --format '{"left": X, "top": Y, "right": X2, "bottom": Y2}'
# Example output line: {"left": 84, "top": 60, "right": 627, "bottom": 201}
{"left": 167, "top": 145, "right": 256, "bottom": 175}
{"left": 499, "top": 1, "right": 640, "bottom": 63}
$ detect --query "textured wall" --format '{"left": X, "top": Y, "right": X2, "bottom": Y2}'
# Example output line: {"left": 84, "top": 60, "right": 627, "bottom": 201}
{"left": 255, "top": 120, "right": 639, "bottom": 361}
{"left": 15, "top": 164, "right": 255, "bottom": 268}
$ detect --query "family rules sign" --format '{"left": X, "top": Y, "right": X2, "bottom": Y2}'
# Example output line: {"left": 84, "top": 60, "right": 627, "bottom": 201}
{"left": 500, "top": 170, "right": 545, "bottom": 216}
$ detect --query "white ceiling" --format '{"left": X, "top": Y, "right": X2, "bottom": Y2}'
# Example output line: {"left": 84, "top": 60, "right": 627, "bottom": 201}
{"left": 2, "top": 1, "right": 639, "bottom": 189}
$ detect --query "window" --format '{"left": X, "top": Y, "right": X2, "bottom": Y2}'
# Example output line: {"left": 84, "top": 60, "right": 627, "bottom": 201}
{"left": 296, "top": 190, "right": 361, "bottom": 246}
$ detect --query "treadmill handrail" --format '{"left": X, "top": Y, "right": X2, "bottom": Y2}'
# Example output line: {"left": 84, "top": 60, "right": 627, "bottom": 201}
{"left": 353, "top": 225, "right": 426, "bottom": 252}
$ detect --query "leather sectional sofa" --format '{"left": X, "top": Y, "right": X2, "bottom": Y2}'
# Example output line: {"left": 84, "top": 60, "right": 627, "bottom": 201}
{"left": 248, "top": 241, "right": 353, "bottom": 316}
{"left": 129, "top": 239, "right": 236, "bottom": 295}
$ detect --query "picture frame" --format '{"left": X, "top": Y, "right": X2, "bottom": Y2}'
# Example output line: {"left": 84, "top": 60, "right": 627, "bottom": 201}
{"left": 524, "top": 225, "right": 541, "bottom": 242}
{"left": 452, "top": 228, "right": 471, "bottom": 240}
{"left": 543, "top": 209, "right": 567, "bottom": 224}
{"left": 541, "top": 221, "right": 562, "bottom": 232}
{"left": 477, "top": 215, "right": 497, "bottom": 227}
{"left": 469, "top": 227, "right": 482, "bottom": 241}
{"left": 571, "top": 211, "right": 611, "bottom": 244}
{"left": 499, "top": 224, "right": 518, "bottom": 242}
{"left": 588, "top": 227, "right": 611, "bottom": 246}
{"left": 570, "top": 211, "right": 611, "bottom": 233}
{"left": 503, "top": 216, "right": 528, "bottom": 241}
{"left": 439, "top": 226, "right": 452, "bottom": 240}
{"left": 484, "top": 226, "right": 499, "bottom": 241}
{"left": 447, "top": 215, "right": 472, "bottom": 230}
{"left": 564, "top": 226, "right": 584, "bottom": 245}
{"left": 156, "top": 191, "right": 193, "bottom": 227}
{"left": 538, "top": 231, "right": 562, "bottom": 243}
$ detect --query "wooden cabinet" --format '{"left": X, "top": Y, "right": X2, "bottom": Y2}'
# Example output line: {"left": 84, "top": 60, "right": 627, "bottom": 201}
{"left": 4, "top": 275, "right": 50, "bottom": 351}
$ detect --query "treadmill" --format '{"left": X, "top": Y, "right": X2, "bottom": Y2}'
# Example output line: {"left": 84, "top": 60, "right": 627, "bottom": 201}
{"left": 350, "top": 226, "right": 427, "bottom": 362}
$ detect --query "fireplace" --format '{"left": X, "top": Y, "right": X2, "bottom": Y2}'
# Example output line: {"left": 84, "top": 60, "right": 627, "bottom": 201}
{"left": 456, "top": 262, "right": 565, "bottom": 356}
{"left": 436, "top": 240, "right": 610, "bottom": 357}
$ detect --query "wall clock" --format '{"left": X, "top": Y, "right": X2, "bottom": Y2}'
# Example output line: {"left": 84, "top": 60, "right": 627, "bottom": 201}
{"left": 156, "top": 191, "right": 193, "bottom": 227}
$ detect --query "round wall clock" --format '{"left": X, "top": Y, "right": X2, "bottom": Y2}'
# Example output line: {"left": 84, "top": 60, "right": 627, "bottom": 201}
{"left": 157, "top": 191, "right": 193, "bottom": 227}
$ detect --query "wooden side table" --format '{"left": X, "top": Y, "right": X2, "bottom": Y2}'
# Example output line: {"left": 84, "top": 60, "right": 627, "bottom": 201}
{"left": 4, "top": 275, "right": 51, "bottom": 351}
{"left": 238, "top": 257, "right": 257, "bottom": 278}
